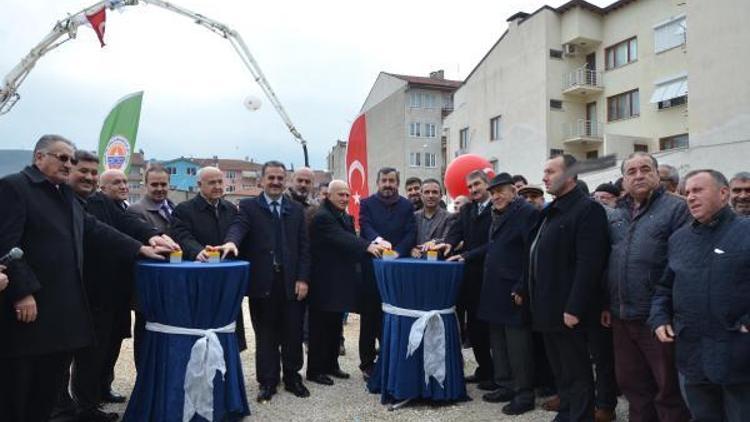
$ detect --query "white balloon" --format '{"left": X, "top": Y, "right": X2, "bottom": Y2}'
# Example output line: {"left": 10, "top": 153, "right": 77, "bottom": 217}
{"left": 243, "top": 95, "right": 262, "bottom": 111}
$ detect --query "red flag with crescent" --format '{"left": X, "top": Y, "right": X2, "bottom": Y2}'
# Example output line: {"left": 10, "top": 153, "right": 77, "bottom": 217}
{"left": 346, "top": 114, "right": 368, "bottom": 228}
{"left": 86, "top": 6, "right": 107, "bottom": 47}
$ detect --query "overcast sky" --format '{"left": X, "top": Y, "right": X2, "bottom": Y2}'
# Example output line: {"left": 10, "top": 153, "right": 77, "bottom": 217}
{"left": 0, "top": 0, "right": 611, "bottom": 169}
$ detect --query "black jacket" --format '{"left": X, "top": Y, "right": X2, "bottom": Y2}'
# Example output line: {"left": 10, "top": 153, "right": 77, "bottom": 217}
{"left": 0, "top": 166, "right": 142, "bottom": 357}
{"left": 477, "top": 198, "right": 540, "bottom": 326}
{"left": 80, "top": 191, "right": 158, "bottom": 339}
{"left": 170, "top": 195, "right": 238, "bottom": 261}
{"left": 606, "top": 187, "right": 688, "bottom": 320}
{"left": 444, "top": 199, "right": 493, "bottom": 307}
{"left": 529, "top": 187, "right": 610, "bottom": 332}
{"left": 308, "top": 200, "right": 370, "bottom": 313}
{"left": 225, "top": 194, "right": 310, "bottom": 299}
{"left": 649, "top": 207, "right": 750, "bottom": 384}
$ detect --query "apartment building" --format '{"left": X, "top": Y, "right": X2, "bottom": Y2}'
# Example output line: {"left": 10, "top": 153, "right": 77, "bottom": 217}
{"left": 357, "top": 71, "right": 461, "bottom": 192}
{"left": 445, "top": 0, "right": 750, "bottom": 186}
{"left": 326, "top": 139, "right": 347, "bottom": 181}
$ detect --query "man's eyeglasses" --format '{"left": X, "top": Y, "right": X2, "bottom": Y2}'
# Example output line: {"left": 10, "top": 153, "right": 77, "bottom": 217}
{"left": 46, "top": 152, "right": 73, "bottom": 163}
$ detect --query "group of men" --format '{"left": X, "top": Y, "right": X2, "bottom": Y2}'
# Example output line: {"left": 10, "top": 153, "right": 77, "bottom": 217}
{"left": 1, "top": 133, "right": 749, "bottom": 422}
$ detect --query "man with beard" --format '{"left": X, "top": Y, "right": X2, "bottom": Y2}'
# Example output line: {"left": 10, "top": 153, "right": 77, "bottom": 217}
{"left": 0, "top": 135, "right": 168, "bottom": 422}
{"left": 729, "top": 172, "right": 750, "bottom": 216}
{"left": 357, "top": 167, "right": 417, "bottom": 379}
{"left": 169, "top": 166, "right": 246, "bottom": 351}
{"left": 217, "top": 161, "right": 311, "bottom": 403}
{"left": 405, "top": 177, "right": 423, "bottom": 211}
{"left": 65, "top": 151, "right": 179, "bottom": 421}
{"left": 528, "top": 154, "right": 610, "bottom": 422}
{"left": 306, "top": 180, "right": 385, "bottom": 386}
{"left": 286, "top": 167, "right": 318, "bottom": 210}
{"left": 437, "top": 169, "right": 496, "bottom": 390}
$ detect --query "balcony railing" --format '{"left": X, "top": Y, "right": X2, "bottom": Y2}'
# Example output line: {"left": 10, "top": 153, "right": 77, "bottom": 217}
{"left": 564, "top": 119, "right": 603, "bottom": 141}
{"left": 563, "top": 67, "right": 603, "bottom": 93}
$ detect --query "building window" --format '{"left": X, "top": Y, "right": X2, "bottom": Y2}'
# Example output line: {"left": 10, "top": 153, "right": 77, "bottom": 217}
{"left": 459, "top": 128, "right": 469, "bottom": 150}
{"left": 409, "top": 92, "right": 422, "bottom": 108}
{"left": 409, "top": 122, "right": 422, "bottom": 137}
{"left": 550, "top": 149, "right": 564, "bottom": 158}
{"left": 658, "top": 94, "right": 687, "bottom": 110}
{"left": 424, "top": 153, "right": 437, "bottom": 168}
{"left": 424, "top": 94, "right": 436, "bottom": 109}
{"left": 654, "top": 16, "right": 686, "bottom": 53}
{"left": 605, "top": 37, "right": 637, "bottom": 69}
{"left": 424, "top": 123, "right": 436, "bottom": 138}
{"left": 186, "top": 167, "right": 196, "bottom": 176}
{"left": 443, "top": 95, "right": 454, "bottom": 111}
{"left": 607, "top": 89, "right": 640, "bottom": 121}
{"left": 165, "top": 166, "right": 177, "bottom": 175}
{"left": 225, "top": 170, "right": 236, "bottom": 179}
{"left": 634, "top": 144, "right": 649, "bottom": 152}
{"left": 489, "top": 158, "right": 499, "bottom": 173}
{"left": 586, "top": 150, "right": 599, "bottom": 160}
{"left": 550, "top": 99, "right": 563, "bottom": 110}
{"left": 660, "top": 133, "right": 689, "bottom": 151}
{"left": 225, "top": 185, "right": 235, "bottom": 193}
{"left": 549, "top": 49, "right": 563, "bottom": 59}
{"left": 490, "top": 115, "right": 502, "bottom": 141}
{"left": 409, "top": 152, "right": 422, "bottom": 167}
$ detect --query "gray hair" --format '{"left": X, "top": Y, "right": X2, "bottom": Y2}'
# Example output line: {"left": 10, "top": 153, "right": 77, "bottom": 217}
{"left": 32, "top": 134, "right": 76, "bottom": 162}
{"left": 197, "top": 166, "right": 221, "bottom": 180}
{"left": 73, "top": 150, "right": 99, "bottom": 164}
{"left": 465, "top": 169, "right": 489, "bottom": 184}
{"left": 621, "top": 152, "right": 658, "bottom": 174}
{"left": 659, "top": 164, "right": 679, "bottom": 184}
{"left": 730, "top": 172, "right": 750, "bottom": 185}
{"left": 684, "top": 169, "right": 729, "bottom": 188}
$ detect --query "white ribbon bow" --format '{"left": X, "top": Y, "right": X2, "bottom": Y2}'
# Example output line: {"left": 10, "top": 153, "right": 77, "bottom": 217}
{"left": 382, "top": 303, "right": 455, "bottom": 387}
{"left": 146, "top": 321, "right": 236, "bottom": 422}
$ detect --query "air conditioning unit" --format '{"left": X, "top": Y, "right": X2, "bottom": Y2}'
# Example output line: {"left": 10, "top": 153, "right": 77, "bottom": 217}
{"left": 563, "top": 44, "right": 577, "bottom": 57}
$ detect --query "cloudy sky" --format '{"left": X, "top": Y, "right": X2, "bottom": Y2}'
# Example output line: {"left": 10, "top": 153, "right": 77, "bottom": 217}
{"left": 0, "top": 0, "right": 611, "bottom": 169}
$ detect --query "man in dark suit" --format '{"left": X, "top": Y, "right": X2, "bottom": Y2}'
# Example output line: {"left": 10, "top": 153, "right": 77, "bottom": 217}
{"left": 65, "top": 152, "right": 179, "bottom": 421}
{"left": 218, "top": 160, "right": 311, "bottom": 403}
{"left": 170, "top": 166, "right": 246, "bottom": 351}
{"left": 0, "top": 135, "right": 168, "bottom": 422}
{"left": 357, "top": 167, "right": 417, "bottom": 378}
{"left": 99, "top": 168, "right": 131, "bottom": 210}
{"left": 438, "top": 169, "right": 496, "bottom": 390}
{"left": 306, "top": 180, "right": 385, "bottom": 386}
{"left": 475, "top": 173, "right": 540, "bottom": 415}
{"left": 529, "top": 154, "right": 610, "bottom": 422}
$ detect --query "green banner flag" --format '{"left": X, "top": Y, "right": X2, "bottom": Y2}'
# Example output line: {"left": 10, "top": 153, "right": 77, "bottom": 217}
{"left": 98, "top": 91, "right": 143, "bottom": 173}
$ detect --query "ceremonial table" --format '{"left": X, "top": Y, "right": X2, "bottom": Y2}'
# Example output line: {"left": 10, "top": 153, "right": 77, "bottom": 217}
{"left": 367, "top": 258, "right": 467, "bottom": 407}
{"left": 124, "top": 260, "right": 250, "bottom": 422}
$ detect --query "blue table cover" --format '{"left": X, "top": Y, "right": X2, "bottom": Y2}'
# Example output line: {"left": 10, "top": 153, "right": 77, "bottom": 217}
{"left": 367, "top": 258, "right": 468, "bottom": 403}
{"left": 124, "top": 260, "right": 250, "bottom": 422}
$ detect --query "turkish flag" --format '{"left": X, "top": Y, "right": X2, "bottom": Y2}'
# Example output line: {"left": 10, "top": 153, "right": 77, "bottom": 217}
{"left": 346, "top": 114, "right": 368, "bottom": 229}
{"left": 86, "top": 7, "right": 107, "bottom": 47}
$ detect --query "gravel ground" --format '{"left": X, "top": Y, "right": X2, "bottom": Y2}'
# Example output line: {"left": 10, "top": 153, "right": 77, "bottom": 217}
{"left": 105, "top": 302, "right": 628, "bottom": 421}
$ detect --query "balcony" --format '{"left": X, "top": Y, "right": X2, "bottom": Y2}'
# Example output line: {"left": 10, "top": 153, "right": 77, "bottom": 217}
{"left": 563, "top": 67, "right": 603, "bottom": 97}
{"left": 563, "top": 119, "right": 604, "bottom": 146}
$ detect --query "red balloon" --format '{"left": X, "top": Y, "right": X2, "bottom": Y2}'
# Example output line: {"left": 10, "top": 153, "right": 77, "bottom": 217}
{"left": 444, "top": 154, "right": 496, "bottom": 199}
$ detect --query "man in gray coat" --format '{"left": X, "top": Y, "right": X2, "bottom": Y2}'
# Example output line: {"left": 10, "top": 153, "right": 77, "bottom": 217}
{"left": 127, "top": 165, "right": 175, "bottom": 233}
{"left": 412, "top": 178, "right": 452, "bottom": 256}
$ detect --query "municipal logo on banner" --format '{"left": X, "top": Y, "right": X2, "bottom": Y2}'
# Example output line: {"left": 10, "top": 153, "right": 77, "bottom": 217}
{"left": 104, "top": 135, "right": 131, "bottom": 170}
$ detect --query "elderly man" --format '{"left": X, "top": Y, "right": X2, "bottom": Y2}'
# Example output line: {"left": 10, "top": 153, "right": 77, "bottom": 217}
{"left": 286, "top": 167, "right": 317, "bottom": 209}
{"left": 593, "top": 183, "right": 621, "bottom": 209}
{"left": 65, "top": 151, "right": 178, "bottom": 421}
{"left": 475, "top": 173, "right": 540, "bottom": 415}
{"left": 128, "top": 165, "right": 174, "bottom": 232}
{"left": 358, "top": 167, "right": 417, "bottom": 378}
{"left": 411, "top": 178, "right": 452, "bottom": 257}
{"left": 440, "top": 170, "right": 496, "bottom": 389}
{"left": 0, "top": 135, "right": 167, "bottom": 422}
{"left": 405, "top": 176, "right": 423, "bottom": 211}
{"left": 650, "top": 170, "right": 750, "bottom": 421}
{"left": 306, "top": 180, "right": 384, "bottom": 386}
{"left": 99, "top": 169, "right": 130, "bottom": 210}
{"left": 518, "top": 185, "right": 546, "bottom": 210}
{"left": 729, "top": 172, "right": 750, "bottom": 216}
{"left": 170, "top": 166, "right": 246, "bottom": 350}
{"left": 602, "top": 152, "right": 690, "bottom": 422}
{"left": 453, "top": 195, "right": 470, "bottom": 213}
{"left": 529, "top": 154, "right": 610, "bottom": 422}
{"left": 218, "top": 160, "right": 311, "bottom": 402}
{"left": 658, "top": 164, "right": 680, "bottom": 194}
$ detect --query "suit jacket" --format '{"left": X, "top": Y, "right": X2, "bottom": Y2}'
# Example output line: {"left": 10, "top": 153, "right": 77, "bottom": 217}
{"left": 444, "top": 199, "right": 493, "bottom": 307}
{"left": 528, "top": 187, "right": 610, "bottom": 332}
{"left": 414, "top": 207, "right": 453, "bottom": 245}
{"left": 127, "top": 196, "right": 175, "bottom": 233}
{"left": 170, "top": 195, "right": 238, "bottom": 261}
{"left": 0, "top": 166, "right": 142, "bottom": 357}
{"left": 358, "top": 194, "right": 416, "bottom": 257}
{"left": 80, "top": 191, "right": 158, "bottom": 339}
{"left": 225, "top": 194, "right": 310, "bottom": 299}
{"left": 477, "top": 198, "right": 540, "bottom": 326}
{"left": 308, "top": 200, "right": 370, "bottom": 313}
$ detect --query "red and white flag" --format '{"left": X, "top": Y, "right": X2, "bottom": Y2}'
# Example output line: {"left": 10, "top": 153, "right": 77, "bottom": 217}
{"left": 86, "top": 6, "right": 107, "bottom": 47}
{"left": 346, "top": 114, "right": 369, "bottom": 228}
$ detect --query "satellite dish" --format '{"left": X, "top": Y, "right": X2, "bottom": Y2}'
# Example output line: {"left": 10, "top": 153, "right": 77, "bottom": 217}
{"left": 243, "top": 95, "right": 262, "bottom": 111}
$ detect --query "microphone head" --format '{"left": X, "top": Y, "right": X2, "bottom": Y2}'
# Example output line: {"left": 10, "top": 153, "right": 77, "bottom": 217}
{"left": 9, "top": 247, "right": 23, "bottom": 260}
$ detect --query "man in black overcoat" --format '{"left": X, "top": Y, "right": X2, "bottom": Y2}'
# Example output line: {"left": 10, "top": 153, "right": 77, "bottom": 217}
{"left": 0, "top": 135, "right": 168, "bottom": 422}
{"left": 218, "top": 160, "right": 311, "bottom": 403}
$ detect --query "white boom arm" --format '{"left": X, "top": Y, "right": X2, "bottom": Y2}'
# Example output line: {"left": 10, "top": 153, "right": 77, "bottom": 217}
{"left": 0, "top": 0, "right": 309, "bottom": 164}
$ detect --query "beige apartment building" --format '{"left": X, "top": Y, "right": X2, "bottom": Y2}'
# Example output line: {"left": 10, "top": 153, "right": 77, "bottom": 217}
{"left": 445, "top": 0, "right": 750, "bottom": 187}
{"left": 357, "top": 71, "right": 461, "bottom": 192}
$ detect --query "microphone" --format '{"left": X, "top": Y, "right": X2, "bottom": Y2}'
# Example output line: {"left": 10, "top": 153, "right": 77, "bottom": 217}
{"left": 0, "top": 247, "right": 23, "bottom": 265}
